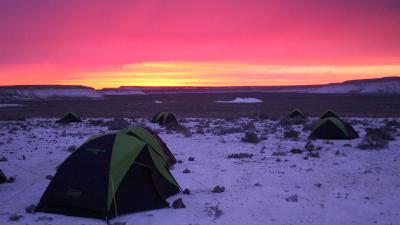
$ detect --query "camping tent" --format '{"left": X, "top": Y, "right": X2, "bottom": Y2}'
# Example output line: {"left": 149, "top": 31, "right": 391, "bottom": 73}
{"left": 56, "top": 112, "right": 82, "bottom": 123}
{"left": 151, "top": 112, "right": 178, "bottom": 126}
{"left": 119, "top": 127, "right": 177, "bottom": 166}
{"left": 310, "top": 117, "right": 358, "bottom": 140}
{"left": 289, "top": 109, "right": 306, "bottom": 118}
{"left": 36, "top": 133, "right": 181, "bottom": 219}
{"left": 0, "top": 169, "right": 7, "bottom": 183}
{"left": 320, "top": 110, "right": 339, "bottom": 119}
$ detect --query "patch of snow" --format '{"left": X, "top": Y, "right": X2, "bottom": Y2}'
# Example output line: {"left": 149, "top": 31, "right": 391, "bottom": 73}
{"left": 0, "top": 87, "right": 102, "bottom": 99}
{"left": 0, "top": 104, "right": 23, "bottom": 108}
{"left": 99, "top": 89, "right": 146, "bottom": 96}
{"left": 215, "top": 97, "right": 262, "bottom": 103}
{"left": 154, "top": 100, "right": 163, "bottom": 104}
{"left": 311, "top": 81, "right": 400, "bottom": 94}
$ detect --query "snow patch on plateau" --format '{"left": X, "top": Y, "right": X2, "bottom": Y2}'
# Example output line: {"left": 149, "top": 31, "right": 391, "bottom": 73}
{"left": 215, "top": 97, "right": 262, "bottom": 103}
{"left": 0, "top": 104, "right": 23, "bottom": 108}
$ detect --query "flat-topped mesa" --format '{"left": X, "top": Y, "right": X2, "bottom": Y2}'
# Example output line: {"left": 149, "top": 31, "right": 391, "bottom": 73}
{"left": 0, "top": 85, "right": 102, "bottom": 100}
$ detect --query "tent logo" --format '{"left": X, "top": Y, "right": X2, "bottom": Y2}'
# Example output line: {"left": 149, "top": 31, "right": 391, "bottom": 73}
{"left": 85, "top": 148, "right": 106, "bottom": 154}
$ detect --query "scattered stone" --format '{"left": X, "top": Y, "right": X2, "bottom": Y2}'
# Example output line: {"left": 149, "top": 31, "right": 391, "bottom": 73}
{"left": 212, "top": 185, "right": 225, "bottom": 193}
{"left": 183, "top": 188, "right": 191, "bottom": 195}
{"left": 172, "top": 198, "right": 186, "bottom": 209}
{"left": 272, "top": 151, "right": 287, "bottom": 156}
{"left": 343, "top": 144, "right": 352, "bottom": 147}
{"left": 177, "top": 160, "right": 183, "bottom": 164}
{"left": 241, "top": 132, "right": 260, "bottom": 144}
{"left": 6, "top": 176, "right": 16, "bottom": 183}
{"left": 25, "top": 204, "right": 36, "bottom": 214}
{"left": 254, "top": 183, "right": 262, "bottom": 186}
{"left": 188, "top": 157, "right": 195, "bottom": 161}
{"left": 227, "top": 153, "right": 253, "bottom": 159}
{"left": 314, "top": 183, "right": 322, "bottom": 188}
{"left": 9, "top": 214, "right": 23, "bottom": 221}
{"left": 290, "top": 148, "right": 303, "bottom": 154}
{"left": 285, "top": 194, "right": 298, "bottom": 202}
{"left": 303, "top": 156, "right": 309, "bottom": 160}
{"left": 276, "top": 158, "right": 281, "bottom": 162}
{"left": 183, "top": 168, "right": 191, "bottom": 173}
{"left": 66, "top": 145, "right": 76, "bottom": 153}
{"left": 45, "top": 175, "right": 54, "bottom": 180}
{"left": 307, "top": 152, "right": 320, "bottom": 158}
{"left": 0, "top": 156, "right": 8, "bottom": 162}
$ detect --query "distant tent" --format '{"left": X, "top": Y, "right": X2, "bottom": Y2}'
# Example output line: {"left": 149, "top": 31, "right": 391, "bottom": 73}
{"left": 289, "top": 109, "right": 306, "bottom": 118}
{"left": 151, "top": 112, "right": 178, "bottom": 126}
{"left": 36, "top": 133, "right": 180, "bottom": 219}
{"left": 320, "top": 110, "right": 339, "bottom": 119}
{"left": 119, "top": 127, "right": 177, "bottom": 166}
{"left": 310, "top": 117, "right": 359, "bottom": 140}
{"left": 0, "top": 169, "right": 7, "bottom": 183}
{"left": 56, "top": 112, "right": 82, "bottom": 123}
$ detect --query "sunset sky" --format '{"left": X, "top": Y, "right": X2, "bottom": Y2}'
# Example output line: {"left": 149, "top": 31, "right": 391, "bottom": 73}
{"left": 1, "top": 0, "right": 399, "bottom": 88}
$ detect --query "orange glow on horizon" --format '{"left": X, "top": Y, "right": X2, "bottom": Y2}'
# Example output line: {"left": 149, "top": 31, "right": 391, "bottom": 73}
{"left": 54, "top": 62, "right": 400, "bottom": 89}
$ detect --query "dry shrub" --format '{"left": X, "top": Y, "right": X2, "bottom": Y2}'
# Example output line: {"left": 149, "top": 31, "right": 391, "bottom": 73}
{"left": 283, "top": 127, "right": 300, "bottom": 140}
{"left": 241, "top": 132, "right": 260, "bottom": 144}
{"left": 358, "top": 126, "right": 395, "bottom": 150}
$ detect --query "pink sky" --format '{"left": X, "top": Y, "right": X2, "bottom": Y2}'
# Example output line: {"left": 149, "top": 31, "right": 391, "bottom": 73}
{"left": 0, "top": 0, "right": 399, "bottom": 88}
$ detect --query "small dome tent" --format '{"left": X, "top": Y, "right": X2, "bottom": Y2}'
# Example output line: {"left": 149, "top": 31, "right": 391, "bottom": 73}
{"left": 151, "top": 112, "right": 178, "bottom": 126}
{"left": 310, "top": 117, "right": 358, "bottom": 140}
{"left": 56, "top": 112, "right": 82, "bottom": 123}
{"left": 289, "top": 109, "right": 306, "bottom": 119}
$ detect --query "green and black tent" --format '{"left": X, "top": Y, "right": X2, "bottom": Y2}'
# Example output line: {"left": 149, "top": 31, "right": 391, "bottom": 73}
{"left": 309, "top": 117, "right": 358, "bottom": 140}
{"left": 289, "top": 109, "right": 306, "bottom": 119}
{"left": 320, "top": 110, "right": 339, "bottom": 119}
{"left": 0, "top": 169, "right": 7, "bottom": 183}
{"left": 151, "top": 112, "right": 178, "bottom": 126}
{"left": 119, "top": 127, "right": 177, "bottom": 166}
{"left": 36, "top": 133, "right": 181, "bottom": 220}
{"left": 56, "top": 112, "right": 82, "bottom": 123}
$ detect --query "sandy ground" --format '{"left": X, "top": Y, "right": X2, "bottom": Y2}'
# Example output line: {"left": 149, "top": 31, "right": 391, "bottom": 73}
{"left": 0, "top": 117, "right": 399, "bottom": 225}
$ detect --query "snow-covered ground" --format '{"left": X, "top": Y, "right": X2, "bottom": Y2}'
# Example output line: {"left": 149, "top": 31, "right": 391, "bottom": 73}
{"left": 215, "top": 97, "right": 263, "bottom": 103}
{"left": 0, "top": 117, "right": 399, "bottom": 225}
{"left": 0, "top": 87, "right": 102, "bottom": 99}
{"left": 310, "top": 81, "right": 400, "bottom": 94}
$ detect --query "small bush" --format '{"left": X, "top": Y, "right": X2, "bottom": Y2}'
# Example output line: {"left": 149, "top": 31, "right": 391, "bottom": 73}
{"left": 241, "top": 132, "right": 260, "bottom": 144}
{"left": 258, "top": 113, "right": 269, "bottom": 120}
{"left": 87, "top": 119, "right": 106, "bottom": 126}
{"left": 283, "top": 127, "right": 300, "bottom": 140}
{"left": 385, "top": 120, "right": 400, "bottom": 127}
{"left": 213, "top": 126, "right": 243, "bottom": 135}
{"left": 240, "top": 121, "right": 256, "bottom": 130}
{"left": 280, "top": 117, "right": 305, "bottom": 126}
{"left": 358, "top": 126, "right": 394, "bottom": 150}
{"left": 365, "top": 127, "right": 395, "bottom": 141}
